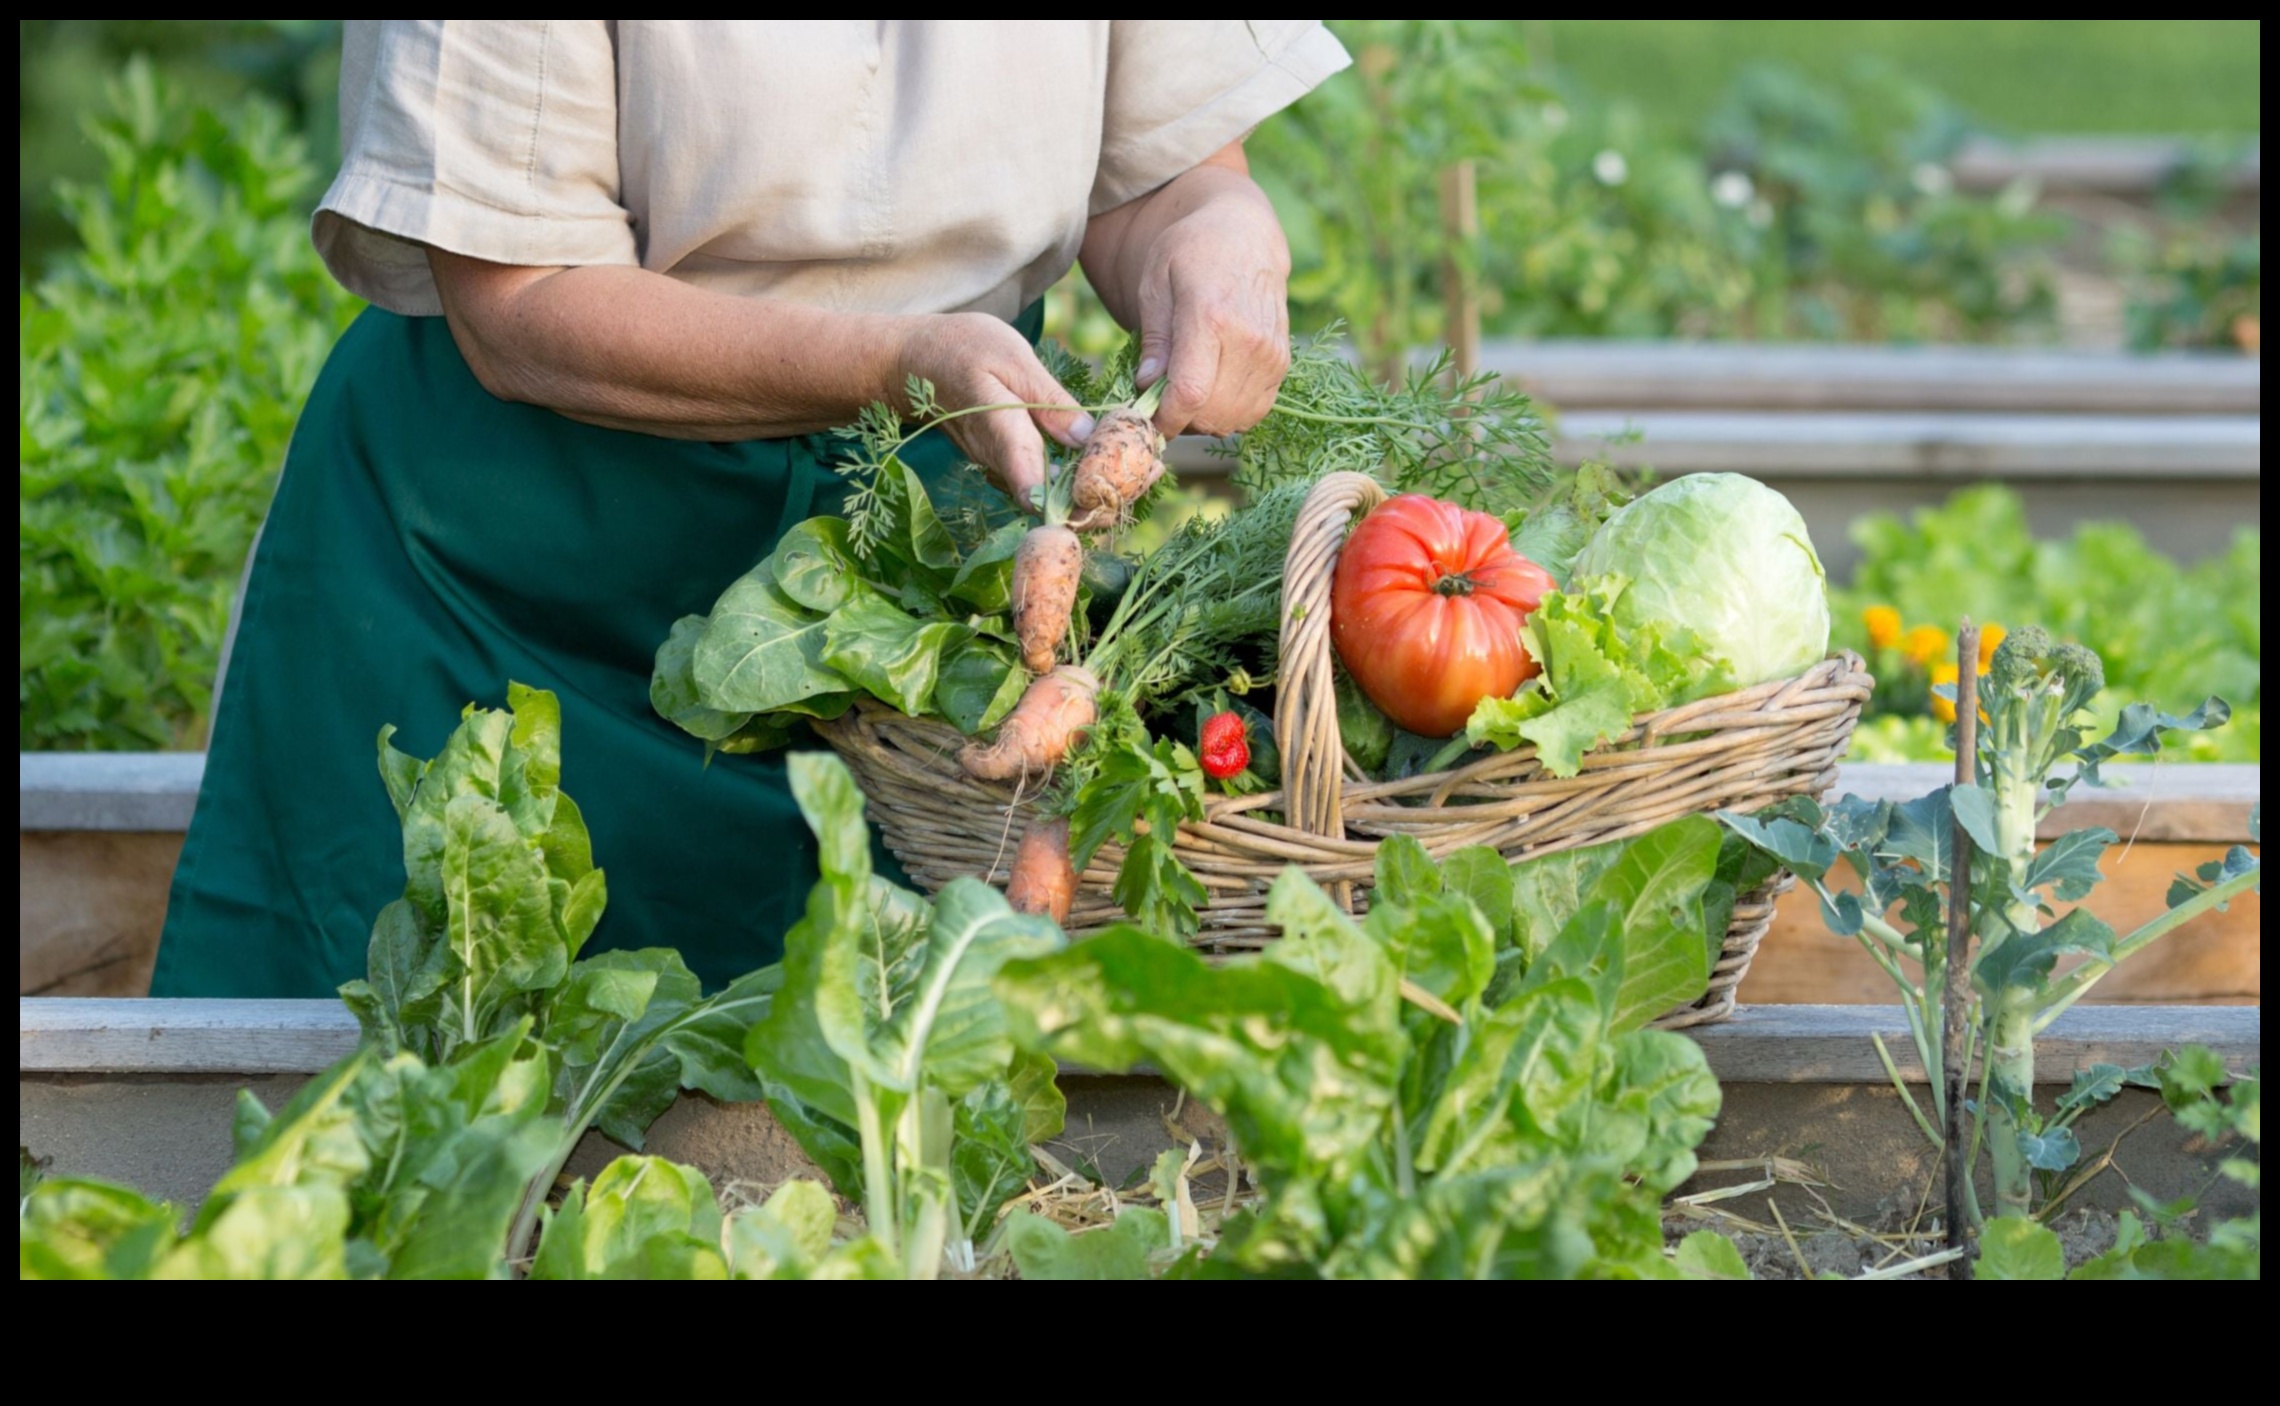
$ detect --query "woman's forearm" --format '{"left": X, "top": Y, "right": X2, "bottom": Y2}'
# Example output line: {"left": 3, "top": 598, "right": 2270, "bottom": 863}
{"left": 428, "top": 251, "right": 915, "bottom": 440}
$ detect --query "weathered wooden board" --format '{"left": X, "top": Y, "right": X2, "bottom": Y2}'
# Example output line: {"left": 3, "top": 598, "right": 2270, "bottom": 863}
{"left": 19, "top": 832, "right": 181, "bottom": 997}
{"left": 1745, "top": 840, "right": 2261, "bottom": 1006}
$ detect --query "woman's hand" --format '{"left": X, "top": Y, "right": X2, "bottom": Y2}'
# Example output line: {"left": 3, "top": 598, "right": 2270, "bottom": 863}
{"left": 1081, "top": 139, "right": 1294, "bottom": 440}
{"left": 894, "top": 313, "right": 1093, "bottom": 511}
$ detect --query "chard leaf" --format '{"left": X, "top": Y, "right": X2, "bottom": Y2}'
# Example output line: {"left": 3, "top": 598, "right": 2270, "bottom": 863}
{"left": 651, "top": 614, "right": 753, "bottom": 742}
{"left": 728, "top": 1180, "right": 840, "bottom": 1280}
{"left": 933, "top": 637, "right": 1027, "bottom": 736}
{"left": 822, "top": 590, "right": 973, "bottom": 717}
{"left": 1508, "top": 844, "right": 1620, "bottom": 965}
{"left": 1439, "top": 846, "right": 1517, "bottom": 952}
{"left": 432, "top": 791, "right": 567, "bottom": 1043}
{"left": 17, "top": 1179, "right": 182, "bottom": 1281}
{"left": 815, "top": 877, "right": 1062, "bottom": 1098}
{"left": 949, "top": 520, "right": 1026, "bottom": 614}
{"left": 951, "top": 1050, "right": 1066, "bottom": 1246}
{"left": 994, "top": 925, "right": 1406, "bottom": 1184}
{"left": 1003, "top": 1206, "right": 1166, "bottom": 1280}
{"left": 1418, "top": 975, "right": 1602, "bottom": 1175}
{"left": 692, "top": 561, "right": 852, "bottom": 715}
{"left": 1365, "top": 893, "right": 1496, "bottom": 1013}
{"left": 1674, "top": 1230, "right": 1751, "bottom": 1280}
{"left": 1977, "top": 1216, "right": 2066, "bottom": 1280}
{"left": 1595, "top": 1030, "right": 1721, "bottom": 1193}
{"left": 772, "top": 517, "right": 858, "bottom": 615}
{"left": 530, "top": 1156, "right": 727, "bottom": 1281}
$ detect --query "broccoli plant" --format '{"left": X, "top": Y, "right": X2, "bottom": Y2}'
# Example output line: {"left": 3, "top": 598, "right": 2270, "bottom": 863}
{"left": 1722, "top": 626, "right": 2259, "bottom": 1223}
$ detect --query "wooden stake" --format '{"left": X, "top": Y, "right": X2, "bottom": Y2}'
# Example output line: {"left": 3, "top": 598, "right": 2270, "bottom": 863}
{"left": 1438, "top": 160, "right": 1481, "bottom": 384}
{"left": 1943, "top": 618, "right": 1980, "bottom": 1280}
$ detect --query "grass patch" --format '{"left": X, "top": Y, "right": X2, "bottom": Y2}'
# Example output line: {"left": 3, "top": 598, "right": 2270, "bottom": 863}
{"left": 1539, "top": 20, "right": 2262, "bottom": 137}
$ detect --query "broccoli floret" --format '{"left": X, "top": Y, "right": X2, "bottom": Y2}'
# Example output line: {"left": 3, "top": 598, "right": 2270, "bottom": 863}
{"left": 1987, "top": 624, "right": 2105, "bottom": 701}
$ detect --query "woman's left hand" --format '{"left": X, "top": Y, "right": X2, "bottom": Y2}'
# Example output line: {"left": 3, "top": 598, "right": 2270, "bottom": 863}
{"left": 1081, "top": 139, "right": 1294, "bottom": 440}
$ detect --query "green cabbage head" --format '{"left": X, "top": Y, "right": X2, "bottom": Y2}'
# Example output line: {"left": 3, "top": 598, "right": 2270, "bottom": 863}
{"left": 1573, "top": 473, "right": 1828, "bottom": 700}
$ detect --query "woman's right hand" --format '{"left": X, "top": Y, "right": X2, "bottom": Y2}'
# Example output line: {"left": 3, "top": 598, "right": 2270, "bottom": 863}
{"left": 894, "top": 313, "right": 1094, "bottom": 512}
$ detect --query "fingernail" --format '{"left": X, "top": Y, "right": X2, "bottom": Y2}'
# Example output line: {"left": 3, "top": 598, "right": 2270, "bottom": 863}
{"left": 1069, "top": 412, "right": 1097, "bottom": 440}
{"left": 1137, "top": 357, "right": 1163, "bottom": 383}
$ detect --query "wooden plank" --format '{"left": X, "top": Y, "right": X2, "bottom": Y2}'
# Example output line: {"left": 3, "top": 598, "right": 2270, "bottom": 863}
{"left": 19, "top": 752, "right": 204, "bottom": 832}
{"left": 1949, "top": 136, "right": 2260, "bottom": 196}
{"left": 19, "top": 997, "right": 359, "bottom": 1073}
{"left": 1689, "top": 1003, "right": 2259, "bottom": 1085}
{"left": 1548, "top": 410, "right": 2260, "bottom": 480}
{"left": 20, "top": 832, "right": 179, "bottom": 997}
{"left": 1746, "top": 840, "right": 2261, "bottom": 1006}
{"left": 1479, "top": 340, "right": 2261, "bottom": 415}
{"left": 1833, "top": 762, "right": 2260, "bottom": 843}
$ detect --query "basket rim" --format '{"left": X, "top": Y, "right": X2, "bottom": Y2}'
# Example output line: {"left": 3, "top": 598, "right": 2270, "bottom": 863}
{"left": 820, "top": 648, "right": 1870, "bottom": 841}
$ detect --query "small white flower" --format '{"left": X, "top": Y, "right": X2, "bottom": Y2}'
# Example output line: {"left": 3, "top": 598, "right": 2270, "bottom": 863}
{"left": 1711, "top": 170, "right": 1754, "bottom": 209}
{"left": 1747, "top": 197, "right": 1775, "bottom": 229}
{"left": 1592, "top": 149, "right": 1629, "bottom": 186}
{"left": 1911, "top": 161, "right": 1954, "bottom": 197}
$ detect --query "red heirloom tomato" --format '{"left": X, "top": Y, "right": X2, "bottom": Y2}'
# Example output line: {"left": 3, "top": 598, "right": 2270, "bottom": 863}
{"left": 1329, "top": 494, "right": 1556, "bottom": 737}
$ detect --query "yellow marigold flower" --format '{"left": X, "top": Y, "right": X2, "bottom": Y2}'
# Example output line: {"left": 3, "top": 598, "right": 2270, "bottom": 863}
{"left": 1977, "top": 622, "right": 2006, "bottom": 666}
{"left": 1863, "top": 605, "right": 1903, "bottom": 650}
{"left": 1929, "top": 661, "right": 1960, "bottom": 723}
{"left": 1902, "top": 624, "right": 1950, "bottom": 665}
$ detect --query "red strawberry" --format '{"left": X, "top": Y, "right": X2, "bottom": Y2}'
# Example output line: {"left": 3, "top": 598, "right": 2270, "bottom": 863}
{"left": 1200, "top": 711, "right": 1251, "bottom": 780}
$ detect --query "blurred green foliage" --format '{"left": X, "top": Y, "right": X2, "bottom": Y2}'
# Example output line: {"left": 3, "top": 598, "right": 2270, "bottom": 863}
{"left": 1834, "top": 486, "right": 2261, "bottom": 763}
{"left": 1541, "top": 20, "right": 2263, "bottom": 138}
{"left": 19, "top": 60, "right": 363, "bottom": 748}
{"left": 1246, "top": 26, "right": 2071, "bottom": 372}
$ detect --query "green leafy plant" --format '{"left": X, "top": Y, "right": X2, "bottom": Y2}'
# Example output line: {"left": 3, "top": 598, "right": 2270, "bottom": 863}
{"left": 20, "top": 685, "right": 775, "bottom": 1279}
{"left": 19, "top": 57, "right": 362, "bottom": 749}
{"left": 994, "top": 819, "right": 1738, "bottom": 1279}
{"left": 1977, "top": 1049, "right": 2259, "bottom": 1281}
{"left": 742, "top": 753, "right": 1069, "bottom": 1280}
{"left": 1720, "top": 629, "right": 2260, "bottom": 1231}
{"left": 1837, "top": 486, "right": 2260, "bottom": 764}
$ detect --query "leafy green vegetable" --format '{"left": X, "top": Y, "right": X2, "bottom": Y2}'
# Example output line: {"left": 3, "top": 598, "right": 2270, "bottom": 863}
{"left": 744, "top": 752, "right": 1068, "bottom": 1279}
{"left": 531, "top": 1156, "right": 728, "bottom": 1281}
{"left": 995, "top": 822, "right": 1723, "bottom": 1278}
{"left": 1464, "top": 582, "right": 1724, "bottom": 776}
{"left": 1003, "top": 1207, "right": 1170, "bottom": 1281}
{"left": 24, "top": 685, "right": 776, "bottom": 1280}
{"left": 1572, "top": 472, "right": 1829, "bottom": 697}
{"left": 822, "top": 590, "right": 973, "bottom": 718}
{"left": 691, "top": 561, "right": 853, "bottom": 716}
{"left": 19, "top": 59, "right": 364, "bottom": 750}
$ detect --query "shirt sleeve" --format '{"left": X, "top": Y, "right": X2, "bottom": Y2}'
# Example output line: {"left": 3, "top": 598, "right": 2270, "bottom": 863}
{"left": 313, "top": 20, "right": 635, "bottom": 316}
{"left": 1091, "top": 20, "right": 1351, "bottom": 214}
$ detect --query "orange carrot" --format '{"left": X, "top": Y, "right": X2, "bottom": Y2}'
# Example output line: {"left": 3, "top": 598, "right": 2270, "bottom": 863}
{"left": 1011, "top": 523, "right": 1082, "bottom": 674}
{"left": 1068, "top": 407, "right": 1165, "bottom": 532}
{"left": 958, "top": 666, "right": 1099, "bottom": 781}
{"left": 1004, "top": 815, "right": 1076, "bottom": 925}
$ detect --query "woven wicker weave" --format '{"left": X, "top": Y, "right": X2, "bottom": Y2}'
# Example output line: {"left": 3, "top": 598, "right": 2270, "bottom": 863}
{"left": 818, "top": 470, "right": 1870, "bottom": 1028}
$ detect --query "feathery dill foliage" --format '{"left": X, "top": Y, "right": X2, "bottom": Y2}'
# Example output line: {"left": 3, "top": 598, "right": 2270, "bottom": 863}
{"left": 834, "top": 377, "right": 948, "bottom": 559}
{"left": 1230, "top": 333, "right": 1557, "bottom": 520}
{"left": 1092, "top": 478, "right": 1313, "bottom": 705}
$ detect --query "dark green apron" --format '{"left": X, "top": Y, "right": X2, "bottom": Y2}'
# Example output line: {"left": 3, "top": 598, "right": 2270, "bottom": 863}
{"left": 152, "top": 303, "right": 1035, "bottom": 997}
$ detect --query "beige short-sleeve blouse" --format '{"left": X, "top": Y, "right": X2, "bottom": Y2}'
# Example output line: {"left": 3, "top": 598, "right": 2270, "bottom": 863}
{"left": 314, "top": 20, "right": 1349, "bottom": 320}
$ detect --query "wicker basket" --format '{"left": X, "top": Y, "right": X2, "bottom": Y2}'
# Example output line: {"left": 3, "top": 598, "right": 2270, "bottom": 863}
{"left": 819, "top": 471, "right": 1871, "bottom": 1028}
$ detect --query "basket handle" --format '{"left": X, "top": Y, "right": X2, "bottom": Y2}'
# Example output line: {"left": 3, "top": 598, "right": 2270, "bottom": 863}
{"left": 1275, "top": 471, "right": 1387, "bottom": 840}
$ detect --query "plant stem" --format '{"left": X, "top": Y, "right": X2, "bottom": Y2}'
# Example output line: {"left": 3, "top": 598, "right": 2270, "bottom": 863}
{"left": 2032, "top": 864, "right": 2262, "bottom": 1030}
{"left": 1943, "top": 619, "right": 1980, "bottom": 1272}
{"left": 851, "top": 1071, "right": 899, "bottom": 1258}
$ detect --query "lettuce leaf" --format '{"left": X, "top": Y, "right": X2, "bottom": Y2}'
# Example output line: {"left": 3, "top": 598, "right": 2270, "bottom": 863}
{"left": 1464, "top": 581, "right": 1729, "bottom": 777}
